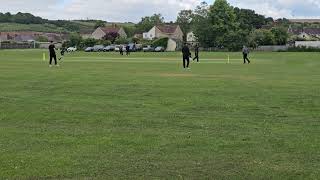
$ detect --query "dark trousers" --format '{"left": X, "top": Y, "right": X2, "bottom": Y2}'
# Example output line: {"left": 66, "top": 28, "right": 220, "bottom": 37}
{"left": 193, "top": 52, "right": 199, "bottom": 62}
{"left": 120, "top": 51, "right": 123, "bottom": 55}
{"left": 183, "top": 56, "right": 190, "bottom": 68}
{"left": 50, "top": 55, "right": 57, "bottom": 65}
{"left": 243, "top": 54, "right": 250, "bottom": 64}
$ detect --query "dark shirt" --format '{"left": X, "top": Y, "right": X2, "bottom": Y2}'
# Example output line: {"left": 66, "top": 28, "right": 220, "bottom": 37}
{"left": 182, "top": 45, "right": 191, "bottom": 58}
{"left": 60, "top": 49, "right": 65, "bottom": 56}
{"left": 195, "top": 46, "right": 199, "bottom": 55}
{"left": 49, "top": 44, "right": 56, "bottom": 56}
{"left": 126, "top": 46, "right": 130, "bottom": 51}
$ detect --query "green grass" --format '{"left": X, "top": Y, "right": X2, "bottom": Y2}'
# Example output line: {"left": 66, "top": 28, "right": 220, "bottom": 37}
{"left": 0, "top": 23, "right": 67, "bottom": 33}
{"left": 0, "top": 50, "right": 319, "bottom": 179}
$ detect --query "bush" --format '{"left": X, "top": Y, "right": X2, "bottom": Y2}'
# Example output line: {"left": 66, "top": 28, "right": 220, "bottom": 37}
{"left": 152, "top": 37, "right": 168, "bottom": 48}
{"left": 115, "top": 37, "right": 129, "bottom": 44}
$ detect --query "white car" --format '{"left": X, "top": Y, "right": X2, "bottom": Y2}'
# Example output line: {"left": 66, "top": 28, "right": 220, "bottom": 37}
{"left": 67, "top": 47, "right": 77, "bottom": 52}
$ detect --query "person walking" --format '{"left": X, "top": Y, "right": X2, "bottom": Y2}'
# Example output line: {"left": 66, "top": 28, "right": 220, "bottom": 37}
{"left": 48, "top": 41, "right": 58, "bottom": 67}
{"left": 182, "top": 43, "right": 191, "bottom": 69}
{"left": 242, "top": 45, "right": 251, "bottom": 64}
{"left": 193, "top": 44, "right": 200, "bottom": 62}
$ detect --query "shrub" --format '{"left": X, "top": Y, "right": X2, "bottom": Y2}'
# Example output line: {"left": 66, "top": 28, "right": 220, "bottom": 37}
{"left": 152, "top": 37, "right": 168, "bottom": 48}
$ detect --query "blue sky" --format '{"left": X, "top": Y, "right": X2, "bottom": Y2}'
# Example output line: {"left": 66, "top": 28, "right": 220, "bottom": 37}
{"left": 0, "top": 0, "right": 319, "bottom": 22}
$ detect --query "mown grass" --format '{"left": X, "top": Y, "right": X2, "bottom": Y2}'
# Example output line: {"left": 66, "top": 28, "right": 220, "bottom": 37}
{"left": 0, "top": 50, "right": 319, "bottom": 179}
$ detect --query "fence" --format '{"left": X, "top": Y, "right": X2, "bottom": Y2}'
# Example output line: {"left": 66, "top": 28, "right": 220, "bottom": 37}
{"left": 0, "top": 42, "right": 34, "bottom": 49}
{"left": 255, "top": 45, "right": 289, "bottom": 52}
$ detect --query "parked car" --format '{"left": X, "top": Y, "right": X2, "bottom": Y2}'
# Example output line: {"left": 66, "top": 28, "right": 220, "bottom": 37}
{"left": 103, "top": 45, "right": 115, "bottom": 52}
{"left": 143, "top": 45, "right": 155, "bottom": 52}
{"left": 67, "top": 47, "right": 77, "bottom": 52}
{"left": 135, "top": 44, "right": 143, "bottom": 51}
{"left": 93, "top": 45, "right": 105, "bottom": 52}
{"left": 155, "top": 46, "right": 165, "bottom": 52}
{"left": 114, "top": 45, "right": 122, "bottom": 52}
{"left": 85, "top": 47, "right": 94, "bottom": 52}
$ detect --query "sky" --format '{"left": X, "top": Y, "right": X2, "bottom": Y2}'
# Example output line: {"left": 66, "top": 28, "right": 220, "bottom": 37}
{"left": 0, "top": 0, "right": 319, "bottom": 22}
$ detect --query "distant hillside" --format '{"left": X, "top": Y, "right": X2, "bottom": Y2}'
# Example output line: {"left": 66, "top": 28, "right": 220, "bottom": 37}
{"left": 0, "top": 12, "right": 136, "bottom": 34}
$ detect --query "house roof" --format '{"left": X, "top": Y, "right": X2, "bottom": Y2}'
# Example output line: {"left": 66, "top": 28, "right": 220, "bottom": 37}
{"left": 100, "top": 27, "right": 121, "bottom": 34}
{"left": 156, "top": 25, "right": 179, "bottom": 34}
{"left": 289, "top": 19, "right": 320, "bottom": 23}
{"left": 14, "top": 34, "right": 35, "bottom": 42}
{"left": 289, "top": 28, "right": 320, "bottom": 35}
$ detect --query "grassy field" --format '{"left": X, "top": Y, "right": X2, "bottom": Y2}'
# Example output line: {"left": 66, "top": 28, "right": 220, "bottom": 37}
{"left": 0, "top": 50, "right": 319, "bottom": 179}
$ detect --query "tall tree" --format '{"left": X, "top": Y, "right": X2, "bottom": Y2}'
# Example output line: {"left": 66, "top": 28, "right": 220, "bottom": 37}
{"left": 176, "top": 10, "right": 193, "bottom": 41}
{"left": 135, "top": 14, "right": 164, "bottom": 33}
{"left": 94, "top": 20, "right": 106, "bottom": 29}
{"left": 192, "top": 2, "right": 211, "bottom": 47}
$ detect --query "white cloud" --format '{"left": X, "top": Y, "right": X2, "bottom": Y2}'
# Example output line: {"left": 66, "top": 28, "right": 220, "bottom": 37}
{"left": 229, "top": 0, "right": 320, "bottom": 18}
{"left": 0, "top": 0, "right": 320, "bottom": 21}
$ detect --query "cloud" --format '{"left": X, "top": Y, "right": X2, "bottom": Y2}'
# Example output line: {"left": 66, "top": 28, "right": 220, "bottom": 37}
{"left": 229, "top": 0, "right": 320, "bottom": 18}
{"left": 0, "top": 0, "right": 319, "bottom": 21}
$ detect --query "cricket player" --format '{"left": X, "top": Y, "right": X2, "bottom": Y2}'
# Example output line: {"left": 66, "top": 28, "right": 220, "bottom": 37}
{"left": 48, "top": 41, "right": 59, "bottom": 67}
{"left": 182, "top": 43, "right": 191, "bottom": 69}
{"left": 242, "top": 45, "right": 251, "bottom": 64}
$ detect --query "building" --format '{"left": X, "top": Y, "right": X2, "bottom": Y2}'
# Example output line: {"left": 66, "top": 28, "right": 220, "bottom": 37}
{"left": 91, "top": 26, "right": 127, "bottom": 40}
{"left": 143, "top": 25, "right": 183, "bottom": 41}
{"left": 0, "top": 32, "right": 65, "bottom": 42}
{"left": 186, "top": 32, "right": 198, "bottom": 46}
{"left": 288, "top": 27, "right": 320, "bottom": 40}
{"left": 289, "top": 19, "right": 320, "bottom": 23}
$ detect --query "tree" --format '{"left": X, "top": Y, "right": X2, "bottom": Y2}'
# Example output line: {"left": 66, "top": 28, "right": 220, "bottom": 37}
{"left": 69, "top": 33, "right": 83, "bottom": 47}
{"left": 135, "top": 14, "right": 164, "bottom": 33}
{"left": 115, "top": 37, "right": 129, "bottom": 45}
{"left": 176, "top": 10, "right": 193, "bottom": 41}
{"left": 123, "top": 26, "right": 137, "bottom": 38}
{"left": 234, "top": 8, "right": 268, "bottom": 31}
{"left": 36, "top": 36, "right": 48, "bottom": 42}
{"left": 192, "top": 2, "right": 211, "bottom": 47}
{"left": 104, "top": 32, "right": 119, "bottom": 44}
{"left": 271, "top": 27, "right": 288, "bottom": 45}
{"left": 249, "top": 29, "right": 275, "bottom": 47}
{"left": 209, "top": 0, "right": 238, "bottom": 47}
{"left": 94, "top": 20, "right": 106, "bottom": 29}
{"left": 81, "top": 38, "right": 98, "bottom": 47}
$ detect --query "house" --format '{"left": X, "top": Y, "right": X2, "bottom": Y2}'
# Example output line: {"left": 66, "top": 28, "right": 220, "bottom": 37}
{"left": 289, "top": 19, "right": 320, "bottom": 23}
{"left": 143, "top": 24, "right": 183, "bottom": 41}
{"left": 288, "top": 27, "right": 320, "bottom": 40}
{"left": 187, "top": 32, "right": 198, "bottom": 45}
{"left": 91, "top": 26, "right": 127, "bottom": 40}
{"left": 0, "top": 33, "right": 8, "bottom": 41}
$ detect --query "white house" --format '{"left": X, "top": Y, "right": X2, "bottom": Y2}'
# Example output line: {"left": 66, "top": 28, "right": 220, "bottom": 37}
{"left": 143, "top": 25, "right": 183, "bottom": 41}
{"left": 187, "top": 32, "right": 198, "bottom": 45}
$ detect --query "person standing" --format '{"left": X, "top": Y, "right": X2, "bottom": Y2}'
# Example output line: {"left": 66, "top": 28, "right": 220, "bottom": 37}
{"left": 242, "top": 45, "right": 251, "bottom": 64}
{"left": 182, "top": 43, "right": 191, "bottom": 69}
{"left": 119, "top": 45, "right": 124, "bottom": 55}
{"left": 58, "top": 48, "right": 65, "bottom": 61}
{"left": 193, "top": 44, "right": 199, "bottom": 62}
{"left": 126, "top": 44, "right": 130, "bottom": 56}
{"left": 48, "top": 41, "right": 58, "bottom": 67}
